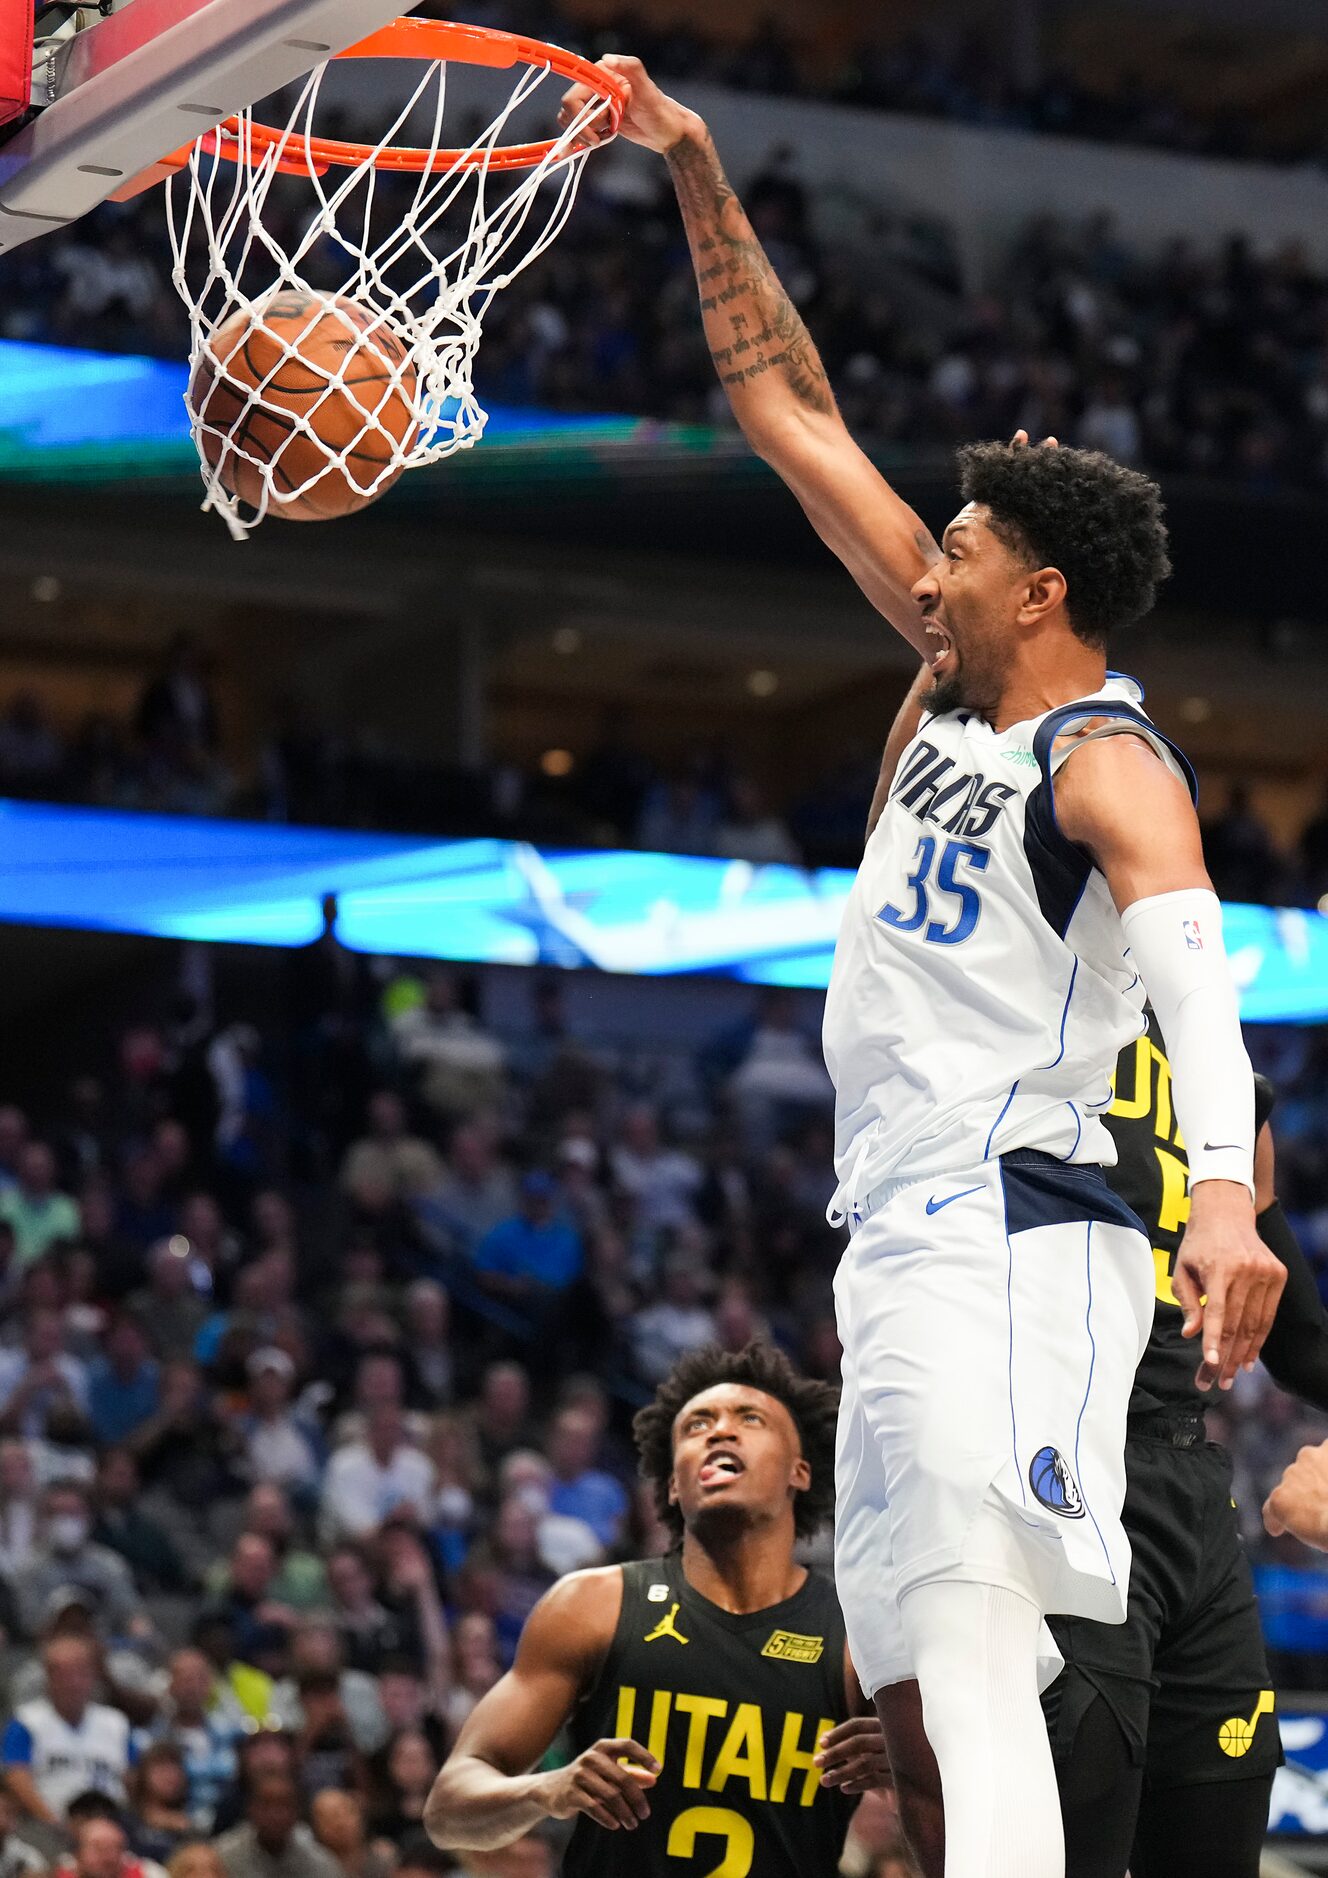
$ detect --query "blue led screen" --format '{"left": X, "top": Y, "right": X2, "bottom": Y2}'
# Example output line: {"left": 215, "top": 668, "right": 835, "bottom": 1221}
{"left": 0, "top": 337, "right": 683, "bottom": 479}
{"left": 2, "top": 800, "right": 1327, "bottom": 1017}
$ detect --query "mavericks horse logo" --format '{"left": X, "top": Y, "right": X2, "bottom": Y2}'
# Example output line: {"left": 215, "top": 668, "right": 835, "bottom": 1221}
{"left": 1029, "top": 1446, "right": 1086, "bottom": 1519}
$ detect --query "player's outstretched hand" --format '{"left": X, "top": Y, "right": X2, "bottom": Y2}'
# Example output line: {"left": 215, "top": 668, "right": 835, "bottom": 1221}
{"left": 557, "top": 54, "right": 698, "bottom": 155}
{"left": 1264, "top": 1442, "right": 1328, "bottom": 1549}
{"left": 539, "top": 1738, "right": 659, "bottom": 1831}
{"left": 1173, "top": 1182, "right": 1285, "bottom": 1391}
{"left": 814, "top": 1716, "right": 892, "bottom": 1796}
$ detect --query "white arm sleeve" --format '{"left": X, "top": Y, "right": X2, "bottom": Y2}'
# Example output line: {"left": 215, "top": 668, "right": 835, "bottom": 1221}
{"left": 1118, "top": 888, "right": 1254, "bottom": 1197}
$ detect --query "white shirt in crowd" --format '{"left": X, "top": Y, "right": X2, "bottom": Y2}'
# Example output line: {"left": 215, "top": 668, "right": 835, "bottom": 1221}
{"left": 0, "top": 1697, "right": 134, "bottom": 1814}
{"left": 319, "top": 1441, "right": 435, "bottom": 1543}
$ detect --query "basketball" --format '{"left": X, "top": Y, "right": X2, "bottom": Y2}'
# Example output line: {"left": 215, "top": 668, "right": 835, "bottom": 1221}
{"left": 188, "top": 291, "right": 418, "bottom": 522}
{"left": 1218, "top": 1717, "right": 1254, "bottom": 1757}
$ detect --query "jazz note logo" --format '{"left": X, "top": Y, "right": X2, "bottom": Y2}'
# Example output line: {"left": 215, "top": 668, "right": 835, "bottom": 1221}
{"left": 1218, "top": 1690, "right": 1274, "bottom": 1758}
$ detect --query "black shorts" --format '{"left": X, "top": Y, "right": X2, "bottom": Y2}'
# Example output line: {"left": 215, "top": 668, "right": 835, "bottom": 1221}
{"left": 1043, "top": 1429, "right": 1283, "bottom": 1790}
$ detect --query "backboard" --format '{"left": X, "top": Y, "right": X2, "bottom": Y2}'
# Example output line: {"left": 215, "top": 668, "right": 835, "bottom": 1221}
{"left": 0, "top": 0, "right": 412, "bottom": 251}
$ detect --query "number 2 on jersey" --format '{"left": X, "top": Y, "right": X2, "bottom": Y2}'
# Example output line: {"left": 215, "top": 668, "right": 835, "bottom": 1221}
{"left": 877, "top": 836, "right": 990, "bottom": 945}
{"left": 667, "top": 1806, "right": 755, "bottom": 1877}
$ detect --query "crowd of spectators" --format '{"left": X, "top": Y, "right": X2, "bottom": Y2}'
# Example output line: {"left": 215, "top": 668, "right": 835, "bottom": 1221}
{"left": 464, "top": 0, "right": 1326, "bottom": 170}
{"left": 0, "top": 925, "right": 1322, "bottom": 1866}
{"left": 0, "top": 644, "right": 232, "bottom": 824}
{"left": 7, "top": 35, "right": 1328, "bottom": 501}
{"left": 0, "top": 939, "right": 929, "bottom": 1877}
{"left": 0, "top": 643, "right": 866, "bottom": 866}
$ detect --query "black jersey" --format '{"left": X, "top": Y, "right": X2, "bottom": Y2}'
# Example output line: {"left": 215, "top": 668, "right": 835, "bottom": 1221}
{"left": 1105, "top": 1013, "right": 1273, "bottom": 1417}
{"left": 562, "top": 1557, "right": 853, "bottom": 1878}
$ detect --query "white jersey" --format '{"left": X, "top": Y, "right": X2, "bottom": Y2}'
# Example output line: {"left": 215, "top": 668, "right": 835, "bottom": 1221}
{"left": 823, "top": 675, "right": 1194, "bottom": 1214}
{"left": 1, "top": 1697, "right": 132, "bottom": 1814}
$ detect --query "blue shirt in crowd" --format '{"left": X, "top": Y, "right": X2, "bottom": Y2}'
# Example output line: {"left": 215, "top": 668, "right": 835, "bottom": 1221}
{"left": 550, "top": 1470, "right": 629, "bottom": 1549}
{"left": 87, "top": 1358, "right": 160, "bottom": 1445}
{"left": 474, "top": 1215, "right": 583, "bottom": 1290}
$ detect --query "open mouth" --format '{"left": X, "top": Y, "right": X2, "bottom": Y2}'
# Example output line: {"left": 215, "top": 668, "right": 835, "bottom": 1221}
{"left": 698, "top": 1451, "right": 746, "bottom": 1487}
{"left": 925, "top": 620, "right": 955, "bottom": 673}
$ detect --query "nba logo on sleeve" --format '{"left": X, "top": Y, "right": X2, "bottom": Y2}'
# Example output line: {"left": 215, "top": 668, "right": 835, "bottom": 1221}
{"left": 1182, "top": 919, "right": 1204, "bottom": 951}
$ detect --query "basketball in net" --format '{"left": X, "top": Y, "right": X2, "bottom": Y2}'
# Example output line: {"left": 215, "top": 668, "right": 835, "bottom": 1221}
{"left": 152, "top": 21, "right": 628, "bottom": 540}
{"left": 190, "top": 291, "right": 419, "bottom": 521}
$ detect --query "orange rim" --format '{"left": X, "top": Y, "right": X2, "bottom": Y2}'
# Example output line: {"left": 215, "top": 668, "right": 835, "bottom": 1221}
{"left": 155, "top": 18, "right": 626, "bottom": 180}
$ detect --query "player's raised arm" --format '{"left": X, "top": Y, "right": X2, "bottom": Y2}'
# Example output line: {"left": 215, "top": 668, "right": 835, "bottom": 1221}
{"left": 557, "top": 57, "right": 937, "bottom": 655}
{"left": 865, "top": 660, "right": 932, "bottom": 842}
{"left": 1055, "top": 735, "right": 1285, "bottom": 1390}
{"left": 424, "top": 1568, "right": 658, "bottom": 1853}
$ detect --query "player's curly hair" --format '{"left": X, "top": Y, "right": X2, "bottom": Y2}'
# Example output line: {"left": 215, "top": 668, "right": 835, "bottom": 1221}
{"left": 957, "top": 440, "right": 1172, "bottom": 647}
{"left": 633, "top": 1340, "right": 839, "bottom": 1544}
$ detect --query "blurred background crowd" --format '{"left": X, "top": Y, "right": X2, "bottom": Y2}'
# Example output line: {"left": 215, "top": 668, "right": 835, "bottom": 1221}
{"left": 1, "top": 0, "right": 1328, "bottom": 1870}
{"left": 0, "top": 934, "right": 935, "bottom": 1876}
{"left": 3, "top": 636, "right": 1328, "bottom": 908}
{"left": 12, "top": 159, "right": 1328, "bottom": 499}
{"left": 0, "top": 926, "right": 1323, "bottom": 1876}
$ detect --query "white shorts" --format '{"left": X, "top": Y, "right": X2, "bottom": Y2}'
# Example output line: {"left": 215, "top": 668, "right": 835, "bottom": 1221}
{"left": 832, "top": 1150, "right": 1153, "bottom": 1698}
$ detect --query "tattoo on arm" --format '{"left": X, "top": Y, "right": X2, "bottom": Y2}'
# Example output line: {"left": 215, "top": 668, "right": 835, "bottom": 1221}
{"left": 667, "top": 132, "right": 835, "bottom": 417}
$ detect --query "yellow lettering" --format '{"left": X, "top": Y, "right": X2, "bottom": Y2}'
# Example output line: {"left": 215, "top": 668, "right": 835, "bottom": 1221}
{"left": 770, "top": 1711, "right": 830, "bottom": 1807}
{"left": 706, "top": 1702, "right": 767, "bottom": 1801}
{"left": 614, "top": 1686, "right": 636, "bottom": 1739}
{"left": 1155, "top": 1144, "right": 1191, "bottom": 1238}
{"left": 1112, "top": 1038, "right": 1184, "bottom": 1146}
{"left": 1153, "top": 1247, "right": 1180, "bottom": 1308}
{"left": 1146, "top": 1042, "right": 1172, "bottom": 1143}
{"left": 1109, "top": 1037, "right": 1151, "bottom": 1119}
{"left": 676, "top": 1694, "right": 728, "bottom": 1790}
{"left": 647, "top": 1689, "right": 672, "bottom": 1768}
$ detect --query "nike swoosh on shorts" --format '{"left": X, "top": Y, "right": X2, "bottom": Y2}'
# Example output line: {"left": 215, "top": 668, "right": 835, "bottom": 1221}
{"left": 925, "top": 1185, "right": 984, "bottom": 1215}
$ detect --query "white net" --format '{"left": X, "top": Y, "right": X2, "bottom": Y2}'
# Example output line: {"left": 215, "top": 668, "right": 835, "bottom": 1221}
{"left": 166, "top": 40, "right": 611, "bottom": 539}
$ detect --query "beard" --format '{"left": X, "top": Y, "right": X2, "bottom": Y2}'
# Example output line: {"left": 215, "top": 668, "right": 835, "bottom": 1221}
{"left": 921, "top": 671, "right": 966, "bottom": 715}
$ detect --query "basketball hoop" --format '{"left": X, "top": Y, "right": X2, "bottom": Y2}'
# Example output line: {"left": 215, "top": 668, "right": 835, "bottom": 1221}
{"left": 158, "top": 19, "right": 627, "bottom": 538}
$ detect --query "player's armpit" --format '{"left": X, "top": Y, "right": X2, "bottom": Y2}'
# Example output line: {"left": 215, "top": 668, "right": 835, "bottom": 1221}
{"left": 425, "top": 1566, "right": 624, "bottom": 1851}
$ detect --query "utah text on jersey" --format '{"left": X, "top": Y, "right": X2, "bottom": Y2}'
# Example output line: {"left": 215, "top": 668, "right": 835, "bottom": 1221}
{"left": 610, "top": 1686, "right": 835, "bottom": 1808}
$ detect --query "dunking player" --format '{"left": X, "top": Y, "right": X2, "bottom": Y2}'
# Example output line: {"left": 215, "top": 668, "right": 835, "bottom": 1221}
{"left": 860, "top": 1010, "right": 1328, "bottom": 1878}
{"left": 424, "top": 1342, "right": 891, "bottom": 1874}
{"left": 557, "top": 59, "right": 1285, "bottom": 1878}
